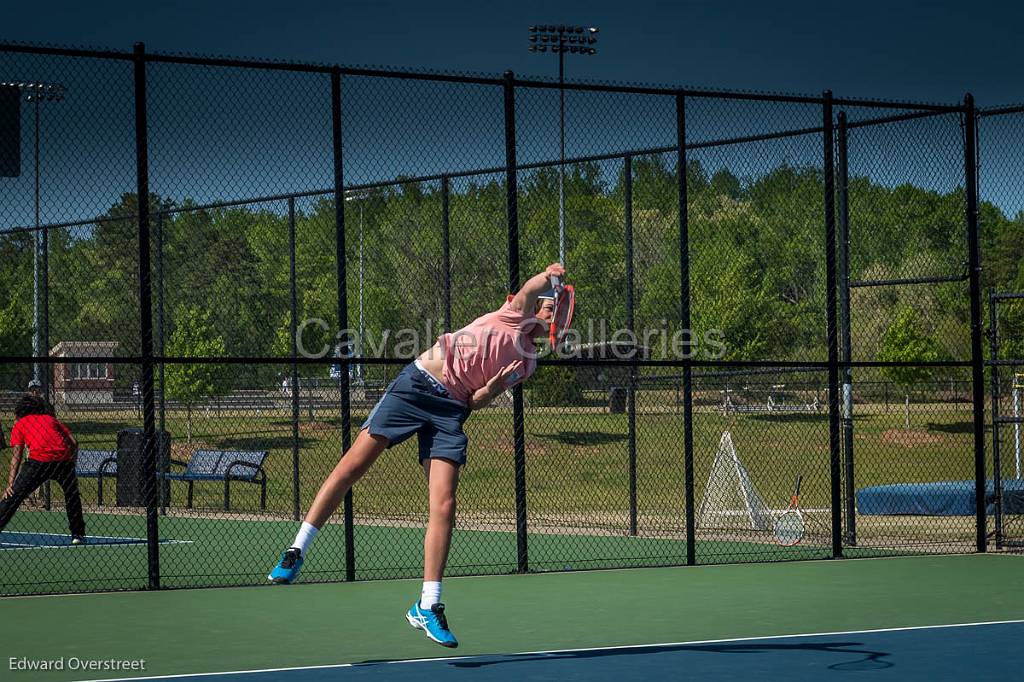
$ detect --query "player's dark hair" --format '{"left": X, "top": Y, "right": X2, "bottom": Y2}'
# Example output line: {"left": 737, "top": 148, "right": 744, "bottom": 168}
{"left": 14, "top": 394, "right": 47, "bottom": 420}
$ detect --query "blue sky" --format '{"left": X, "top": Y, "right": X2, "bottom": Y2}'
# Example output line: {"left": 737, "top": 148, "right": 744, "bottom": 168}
{"left": 1, "top": 0, "right": 1022, "bottom": 229}
{"left": 4, "top": 0, "right": 1020, "bottom": 105}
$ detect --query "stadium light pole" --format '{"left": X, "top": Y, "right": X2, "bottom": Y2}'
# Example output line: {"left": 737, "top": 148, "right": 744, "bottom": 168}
{"left": 528, "top": 24, "right": 599, "bottom": 266}
{"left": 5, "top": 81, "right": 66, "bottom": 388}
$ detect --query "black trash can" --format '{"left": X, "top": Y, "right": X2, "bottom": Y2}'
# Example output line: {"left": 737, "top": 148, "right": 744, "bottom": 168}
{"left": 608, "top": 387, "right": 627, "bottom": 414}
{"left": 116, "top": 428, "right": 171, "bottom": 507}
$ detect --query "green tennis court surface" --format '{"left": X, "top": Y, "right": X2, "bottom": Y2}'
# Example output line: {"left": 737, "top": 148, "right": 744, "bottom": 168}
{"left": 0, "top": 509, "right": 902, "bottom": 593}
{"left": 2, "top": 554, "right": 1021, "bottom": 681}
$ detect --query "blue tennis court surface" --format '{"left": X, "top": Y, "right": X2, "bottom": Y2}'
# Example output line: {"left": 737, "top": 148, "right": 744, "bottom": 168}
{"left": 77, "top": 620, "right": 1024, "bottom": 681}
{"left": 0, "top": 531, "right": 191, "bottom": 550}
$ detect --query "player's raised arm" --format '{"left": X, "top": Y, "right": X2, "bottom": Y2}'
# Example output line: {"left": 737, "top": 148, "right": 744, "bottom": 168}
{"left": 510, "top": 262, "right": 564, "bottom": 316}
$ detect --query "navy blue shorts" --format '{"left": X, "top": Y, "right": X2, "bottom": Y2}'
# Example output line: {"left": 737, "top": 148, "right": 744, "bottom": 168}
{"left": 362, "top": 362, "right": 471, "bottom": 465}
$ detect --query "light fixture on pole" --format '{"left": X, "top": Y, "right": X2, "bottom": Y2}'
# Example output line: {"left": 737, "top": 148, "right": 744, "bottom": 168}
{"left": 2, "top": 81, "right": 66, "bottom": 390}
{"left": 528, "top": 25, "right": 598, "bottom": 267}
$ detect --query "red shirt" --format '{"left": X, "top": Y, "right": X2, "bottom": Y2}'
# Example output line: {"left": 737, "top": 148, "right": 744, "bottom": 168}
{"left": 9, "top": 414, "right": 75, "bottom": 463}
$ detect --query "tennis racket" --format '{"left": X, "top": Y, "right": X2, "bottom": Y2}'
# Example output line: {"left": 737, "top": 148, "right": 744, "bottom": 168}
{"left": 773, "top": 475, "right": 804, "bottom": 546}
{"left": 548, "top": 275, "right": 575, "bottom": 353}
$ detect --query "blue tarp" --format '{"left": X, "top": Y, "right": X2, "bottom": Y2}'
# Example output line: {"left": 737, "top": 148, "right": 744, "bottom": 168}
{"left": 857, "top": 479, "right": 1024, "bottom": 516}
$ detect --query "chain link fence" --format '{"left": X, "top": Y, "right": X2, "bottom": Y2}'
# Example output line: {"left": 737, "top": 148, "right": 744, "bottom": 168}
{"left": 977, "top": 105, "right": 1024, "bottom": 550}
{"left": 0, "top": 40, "right": 1016, "bottom": 596}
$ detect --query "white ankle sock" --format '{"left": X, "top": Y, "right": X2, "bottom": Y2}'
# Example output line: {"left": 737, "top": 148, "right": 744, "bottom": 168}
{"left": 420, "top": 581, "right": 442, "bottom": 609}
{"left": 291, "top": 522, "right": 319, "bottom": 555}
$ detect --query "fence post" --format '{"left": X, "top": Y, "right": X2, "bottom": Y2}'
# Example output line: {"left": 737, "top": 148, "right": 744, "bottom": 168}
{"left": 988, "top": 290, "right": 1003, "bottom": 548}
{"left": 676, "top": 91, "right": 696, "bottom": 566}
{"left": 963, "top": 94, "right": 987, "bottom": 552}
{"left": 289, "top": 197, "right": 301, "bottom": 522}
{"left": 504, "top": 70, "right": 528, "bottom": 573}
{"left": 836, "top": 111, "right": 856, "bottom": 546}
{"left": 625, "top": 154, "right": 638, "bottom": 537}
{"left": 155, "top": 212, "right": 167, "bottom": 513}
{"left": 822, "top": 91, "right": 843, "bottom": 559}
{"left": 133, "top": 41, "right": 160, "bottom": 589}
{"left": 441, "top": 175, "right": 452, "bottom": 333}
{"left": 42, "top": 212, "right": 51, "bottom": 510}
{"left": 331, "top": 68, "right": 356, "bottom": 579}
{"left": 42, "top": 219, "right": 49, "bottom": 411}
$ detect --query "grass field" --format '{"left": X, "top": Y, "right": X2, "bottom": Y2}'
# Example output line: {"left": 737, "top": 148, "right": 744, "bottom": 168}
{"left": 28, "top": 398, "right": 977, "bottom": 517}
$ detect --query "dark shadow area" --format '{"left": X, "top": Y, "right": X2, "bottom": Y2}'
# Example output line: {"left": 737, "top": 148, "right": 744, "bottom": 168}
{"left": 358, "top": 640, "right": 893, "bottom": 671}
{"left": 532, "top": 431, "right": 627, "bottom": 446}
{"left": 748, "top": 413, "right": 828, "bottom": 424}
{"left": 926, "top": 421, "right": 974, "bottom": 435}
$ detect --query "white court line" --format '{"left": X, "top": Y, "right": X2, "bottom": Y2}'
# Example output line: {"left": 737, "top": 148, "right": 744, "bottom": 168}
{"left": 0, "top": 533, "right": 192, "bottom": 551}
{"left": 73, "top": 618, "right": 1024, "bottom": 682}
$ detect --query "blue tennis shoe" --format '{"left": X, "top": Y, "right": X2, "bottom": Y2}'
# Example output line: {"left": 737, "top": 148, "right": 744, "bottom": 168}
{"left": 406, "top": 601, "right": 459, "bottom": 648}
{"left": 268, "top": 548, "right": 303, "bottom": 584}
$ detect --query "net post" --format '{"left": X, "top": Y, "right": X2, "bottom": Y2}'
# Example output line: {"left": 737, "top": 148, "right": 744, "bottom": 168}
{"left": 625, "top": 154, "right": 638, "bottom": 537}
{"left": 331, "top": 67, "right": 356, "bottom": 580}
{"left": 504, "top": 70, "right": 529, "bottom": 573}
{"left": 676, "top": 90, "right": 696, "bottom": 566}
{"left": 836, "top": 111, "right": 856, "bottom": 546}
{"left": 822, "top": 91, "right": 843, "bottom": 559}
{"left": 963, "top": 93, "right": 987, "bottom": 553}
{"left": 133, "top": 41, "right": 160, "bottom": 589}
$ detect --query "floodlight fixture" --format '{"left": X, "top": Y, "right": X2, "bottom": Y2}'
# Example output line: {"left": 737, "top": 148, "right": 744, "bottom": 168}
{"left": 525, "top": 24, "right": 601, "bottom": 267}
{"left": 4, "top": 79, "right": 67, "bottom": 388}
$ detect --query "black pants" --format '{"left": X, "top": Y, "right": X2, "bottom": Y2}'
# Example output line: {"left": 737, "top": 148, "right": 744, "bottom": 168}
{"left": 0, "top": 459, "right": 86, "bottom": 537}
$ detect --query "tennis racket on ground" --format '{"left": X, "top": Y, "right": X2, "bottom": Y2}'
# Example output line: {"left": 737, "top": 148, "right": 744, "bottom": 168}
{"left": 548, "top": 275, "right": 575, "bottom": 353}
{"left": 773, "top": 475, "right": 804, "bottom": 546}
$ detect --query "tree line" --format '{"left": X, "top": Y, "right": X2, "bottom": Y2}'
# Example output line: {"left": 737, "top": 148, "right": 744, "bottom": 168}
{"left": 1, "top": 156, "right": 1022, "bottom": 400}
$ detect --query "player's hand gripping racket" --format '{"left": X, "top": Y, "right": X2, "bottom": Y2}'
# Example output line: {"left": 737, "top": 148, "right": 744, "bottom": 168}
{"left": 548, "top": 275, "right": 575, "bottom": 353}
{"left": 773, "top": 475, "right": 804, "bottom": 546}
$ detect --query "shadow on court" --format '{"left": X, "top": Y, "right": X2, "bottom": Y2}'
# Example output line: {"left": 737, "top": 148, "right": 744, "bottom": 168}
{"left": 453, "top": 641, "right": 891, "bottom": 671}
{"left": 358, "top": 641, "right": 892, "bottom": 672}
{"left": 533, "top": 431, "right": 627, "bottom": 446}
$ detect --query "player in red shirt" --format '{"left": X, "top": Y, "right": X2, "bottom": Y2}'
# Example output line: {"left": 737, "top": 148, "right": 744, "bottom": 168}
{"left": 1, "top": 394, "right": 86, "bottom": 544}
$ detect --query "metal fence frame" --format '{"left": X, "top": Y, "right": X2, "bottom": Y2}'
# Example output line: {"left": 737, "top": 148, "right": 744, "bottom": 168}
{"left": 0, "top": 39, "right": 1009, "bottom": 595}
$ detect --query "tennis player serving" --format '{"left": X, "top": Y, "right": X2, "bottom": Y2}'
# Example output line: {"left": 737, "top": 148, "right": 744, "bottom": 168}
{"left": 269, "top": 263, "right": 568, "bottom": 648}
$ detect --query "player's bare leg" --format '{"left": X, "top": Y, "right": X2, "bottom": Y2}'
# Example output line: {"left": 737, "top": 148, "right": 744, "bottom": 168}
{"left": 406, "top": 457, "right": 461, "bottom": 647}
{"left": 304, "top": 430, "right": 389, "bottom": 528}
{"left": 269, "top": 429, "right": 388, "bottom": 584}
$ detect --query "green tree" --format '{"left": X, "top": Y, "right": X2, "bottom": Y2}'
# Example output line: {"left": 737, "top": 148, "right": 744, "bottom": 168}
{"left": 165, "top": 305, "right": 229, "bottom": 442}
{"left": 878, "top": 307, "right": 943, "bottom": 426}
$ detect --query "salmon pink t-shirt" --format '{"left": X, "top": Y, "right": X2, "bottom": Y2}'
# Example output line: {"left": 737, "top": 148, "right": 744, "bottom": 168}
{"left": 438, "top": 296, "right": 539, "bottom": 404}
{"left": 9, "top": 414, "right": 75, "bottom": 463}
